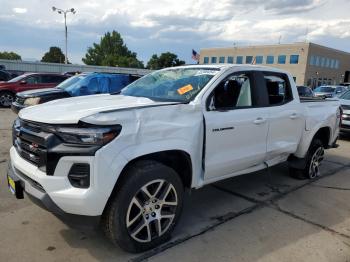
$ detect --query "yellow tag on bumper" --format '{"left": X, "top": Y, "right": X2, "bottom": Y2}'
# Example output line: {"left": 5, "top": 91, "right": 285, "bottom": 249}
{"left": 177, "top": 84, "right": 193, "bottom": 95}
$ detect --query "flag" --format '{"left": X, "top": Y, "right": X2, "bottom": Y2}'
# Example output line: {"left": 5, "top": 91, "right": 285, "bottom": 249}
{"left": 192, "top": 49, "right": 200, "bottom": 61}
{"left": 251, "top": 56, "right": 256, "bottom": 65}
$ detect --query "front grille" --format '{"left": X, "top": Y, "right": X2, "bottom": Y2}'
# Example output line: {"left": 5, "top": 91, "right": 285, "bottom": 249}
{"left": 13, "top": 119, "right": 51, "bottom": 173}
{"left": 15, "top": 96, "right": 25, "bottom": 105}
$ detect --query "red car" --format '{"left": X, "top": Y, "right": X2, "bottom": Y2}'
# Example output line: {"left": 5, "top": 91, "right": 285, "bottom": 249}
{"left": 0, "top": 73, "right": 68, "bottom": 107}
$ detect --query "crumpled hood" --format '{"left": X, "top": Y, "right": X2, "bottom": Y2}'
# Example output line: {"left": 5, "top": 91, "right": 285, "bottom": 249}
{"left": 19, "top": 94, "right": 179, "bottom": 124}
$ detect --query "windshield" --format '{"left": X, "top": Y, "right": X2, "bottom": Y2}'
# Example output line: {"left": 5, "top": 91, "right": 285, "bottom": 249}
{"left": 314, "top": 86, "right": 335, "bottom": 93}
{"left": 121, "top": 68, "right": 219, "bottom": 102}
{"left": 7, "top": 74, "right": 26, "bottom": 83}
{"left": 340, "top": 90, "right": 350, "bottom": 100}
{"left": 57, "top": 74, "right": 87, "bottom": 90}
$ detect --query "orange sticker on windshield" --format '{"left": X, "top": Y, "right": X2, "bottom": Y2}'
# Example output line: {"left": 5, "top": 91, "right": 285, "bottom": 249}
{"left": 177, "top": 84, "right": 193, "bottom": 95}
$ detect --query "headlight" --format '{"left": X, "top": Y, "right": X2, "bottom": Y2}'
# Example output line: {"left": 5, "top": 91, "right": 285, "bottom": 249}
{"left": 55, "top": 125, "right": 122, "bottom": 145}
{"left": 24, "top": 97, "right": 41, "bottom": 106}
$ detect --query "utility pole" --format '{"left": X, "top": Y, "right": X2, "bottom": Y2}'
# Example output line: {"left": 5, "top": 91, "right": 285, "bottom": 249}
{"left": 52, "top": 7, "right": 76, "bottom": 64}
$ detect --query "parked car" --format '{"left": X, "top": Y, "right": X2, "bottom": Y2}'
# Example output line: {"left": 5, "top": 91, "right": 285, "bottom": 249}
{"left": 0, "top": 70, "right": 11, "bottom": 82}
{"left": 297, "top": 86, "right": 314, "bottom": 97}
{"left": 313, "top": 85, "right": 347, "bottom": 98}
{"left": 11, "top": 72, "right": 141, "bottom": 113}
{"left": 339, "top": 90, "right": 350, "bottom": 132}
{"left": 0, "top": 73, "right": 68, "bottom": 107}
{"left": 8, "top": 65, "right": 341, "bottom": 252}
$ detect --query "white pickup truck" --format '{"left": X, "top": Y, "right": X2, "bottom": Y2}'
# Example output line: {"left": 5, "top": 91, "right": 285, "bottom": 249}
{"left": 7, "top": 65, "right": 341, "bottom": 252}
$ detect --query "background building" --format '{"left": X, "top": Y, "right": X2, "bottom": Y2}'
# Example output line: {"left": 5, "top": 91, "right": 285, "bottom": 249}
{"left": 200, "top": 42, "right": 350, "bottom": 87}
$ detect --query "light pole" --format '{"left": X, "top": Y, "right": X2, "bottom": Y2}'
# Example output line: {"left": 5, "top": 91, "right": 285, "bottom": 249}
{"left": 52, "top": 7, "right": 76, "bottom": 64}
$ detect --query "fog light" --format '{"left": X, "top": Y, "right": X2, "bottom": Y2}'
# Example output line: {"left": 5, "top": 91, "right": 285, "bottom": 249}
{"left": 68, "top": 163, "right": 90, "bottom": 188}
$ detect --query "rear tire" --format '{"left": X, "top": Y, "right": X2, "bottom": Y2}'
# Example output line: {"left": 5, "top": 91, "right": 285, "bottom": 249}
{"left": 0, "top": 91, "right": 15, "bottom": 108}
{"left": 102, "top": 160, "right": 184, "bottom": 253}
{"left": 290, "top": 139, "right": 325, "bottom": 180}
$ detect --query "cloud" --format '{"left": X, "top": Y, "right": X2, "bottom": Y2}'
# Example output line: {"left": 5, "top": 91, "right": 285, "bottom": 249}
{"left": 12, "top": 7, "right": 27, "bottom": 14}
{"left": 1, "top": 0, "right": 350, "bottom": 64}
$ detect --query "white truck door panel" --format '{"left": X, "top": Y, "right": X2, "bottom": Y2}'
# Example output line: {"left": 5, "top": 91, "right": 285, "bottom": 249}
{"left": 263, "top": 73, "right": 304, "bottom": 161}
{"left": 204, "top": 108, "right": 269, "bottom": 180}
{"left": 267, "top": 102, "right": 303, "bottom": 160}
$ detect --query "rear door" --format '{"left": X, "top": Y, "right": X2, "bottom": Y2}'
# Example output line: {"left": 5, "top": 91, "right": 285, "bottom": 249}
{"left": 203, "top": 71, "right": 269, "bottom": 181}
{"left": 258, "top": 71, "right": 304, "bottom": 163}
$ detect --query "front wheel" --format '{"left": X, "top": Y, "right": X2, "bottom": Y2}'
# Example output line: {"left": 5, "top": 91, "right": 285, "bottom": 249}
{"left": 102, "top": 160, "right": 184, "bottom": 253}
{"left": 290, "top": 139, "right": 325, "bottom": 180}
{"left": 0, "top": 91, "right": 15, "bottom": 107}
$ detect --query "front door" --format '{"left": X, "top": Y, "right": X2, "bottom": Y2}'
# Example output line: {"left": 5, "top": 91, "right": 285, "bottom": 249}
{"left": 204, "top": 72, "right": 269, "bottom": 181}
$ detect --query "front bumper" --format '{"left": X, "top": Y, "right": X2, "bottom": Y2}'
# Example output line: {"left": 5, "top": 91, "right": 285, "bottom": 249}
{"left": 7, "top": 158, "right": 101, "bottom": 228}
{"left": 11, "top": 102, "right": 26, "bottom": 114}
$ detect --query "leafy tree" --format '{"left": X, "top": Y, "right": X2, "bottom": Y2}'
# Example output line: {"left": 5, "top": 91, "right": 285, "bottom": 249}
{"left": 0, "top": 51, "right": 21, "bottom": 60}
{"left": 41, "top": 46, "right": 66, "bottom": 63}
{"left": 146, "top": 52, "right": 185, "bottom": 70}
{"left": 82, "top": 31, "right": 144, "bottom": 68}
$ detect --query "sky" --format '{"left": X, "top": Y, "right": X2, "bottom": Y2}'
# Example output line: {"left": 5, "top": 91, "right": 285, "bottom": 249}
{"left": 0, "top": 0, "right": 350, "bottom": 65}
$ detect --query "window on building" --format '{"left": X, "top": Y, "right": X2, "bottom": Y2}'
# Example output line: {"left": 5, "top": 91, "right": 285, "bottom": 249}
{"left": 310, "top": 55, "right": 316, "bottom": 66}
{"left": 335, "top": 60, "right": 340, "bottom": 69}
{"left": 227, "top": 56, "right": 234, "bottom": 63}
{"left": 278, "top": 55, "right": 286, "bottom": 64}
{"left": 315, "top": 56, "right": 320, "bottom": 66}
{"left": 331, "top": 59, "right": 335, "bottom": 69}
{"left": 211, "top": 57, "right": 217, "bottom": 63}
{"left": 321, "top": 57, "right": 325, "bottom": 67}
{"left": 236, "top": 56, "right": 243, "bottom": 64}
{"left": 204, "top": 57, "right": 209, "bottom": 64}
{"left": 326, "top": 58, "right": 331, "bottom": 68}
{"left": 256, "top": 56, "right": 263, "bottom": 64}
{"left": 246, "top": 56, "right": 253, "bottom": 64}
{"left": 290, "top": 55, "right": 299, "bottom": 64}
{"left": 219, "top": 56, "right": 225, "bottom": 63}
{"left": 266, "top": 55, "right": 274, "bottom": 64}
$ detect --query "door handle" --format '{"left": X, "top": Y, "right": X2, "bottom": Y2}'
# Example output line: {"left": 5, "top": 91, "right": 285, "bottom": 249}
{"left": 253, "top": 117, "right": 266, "bottom": 125}
{"left": 290, "top": 113, "right": 298, "bottom": 119}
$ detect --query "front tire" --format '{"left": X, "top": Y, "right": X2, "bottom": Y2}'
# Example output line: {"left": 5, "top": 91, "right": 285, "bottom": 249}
{"left": 290, "top": 139, "right": 325, "bottom": 180}
{"left": 103, "top": 160, "right": 184, "bottom": 253}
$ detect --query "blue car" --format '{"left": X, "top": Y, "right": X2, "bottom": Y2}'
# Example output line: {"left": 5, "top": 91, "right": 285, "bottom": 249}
{"left": 12, "top": 72, "right": 140, "bottom": 113}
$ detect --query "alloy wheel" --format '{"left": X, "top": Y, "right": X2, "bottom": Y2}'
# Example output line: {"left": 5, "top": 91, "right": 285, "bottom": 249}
{"left": 126, "top": 179, "right": 178, "bottom": 243}
{"left": 309, "top": 146, "right": 324, "bottom": 179}
{"left": 0, "top": 93, "right": 14, "bottom": 107}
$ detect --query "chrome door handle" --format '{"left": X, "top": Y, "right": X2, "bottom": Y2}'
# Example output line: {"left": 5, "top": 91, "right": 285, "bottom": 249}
{"left": 253, "top": 117, "right": 266, "bottom": 125}
{"left": 290, "top": 113, "right": 298, "bottom": 119}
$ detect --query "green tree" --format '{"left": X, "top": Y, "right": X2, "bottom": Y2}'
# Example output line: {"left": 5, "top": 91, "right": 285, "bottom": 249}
{"left": 0, "top": 51, "right": 21, "bottom": 60}
{"left": 82, "top": 31, "right": 144, "bottom": 68}
{"left": 41, "top": 46, "right": 66, "bottom": 63}
{"left": 146, "top": 52, "right": 185, "bottom": 70}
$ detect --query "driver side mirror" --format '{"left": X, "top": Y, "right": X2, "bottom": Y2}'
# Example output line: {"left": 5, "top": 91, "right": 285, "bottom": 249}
{"left": 20, "top": 80, "right": 27, "bottom": 85}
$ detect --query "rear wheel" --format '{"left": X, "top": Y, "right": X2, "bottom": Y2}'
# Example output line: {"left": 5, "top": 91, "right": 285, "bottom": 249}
{"left": 0, "top": 91, "right": 15, "bottom": 107}
{"left": 290, "top": 139, "right": 325, "bottom": 180}
{"left": 102, "top": 160, "right": 184, "bottom": 253}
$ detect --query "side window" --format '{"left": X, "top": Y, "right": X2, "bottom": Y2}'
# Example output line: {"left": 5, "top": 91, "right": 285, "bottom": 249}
{"left": 264, "top": 73, "right": 293, "bottom": 106}
{"left": 25, "top": 75, "right": 40, "bottom": 84}
{"left": 41, "top": 75, "right": 56, "bottom": 83}
{"left": 209, "top": 73, "right": 252, "bottom": 110}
